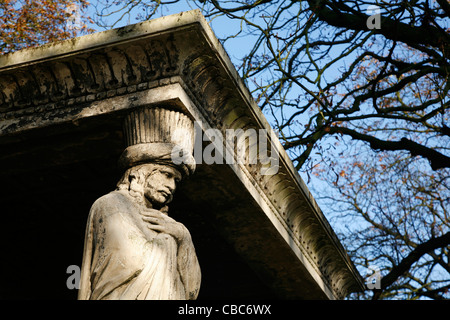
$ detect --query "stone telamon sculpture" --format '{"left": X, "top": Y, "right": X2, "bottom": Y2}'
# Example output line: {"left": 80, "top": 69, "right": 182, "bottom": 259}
{"left": 78, "top": 107, "right": 201, "bottom": 300}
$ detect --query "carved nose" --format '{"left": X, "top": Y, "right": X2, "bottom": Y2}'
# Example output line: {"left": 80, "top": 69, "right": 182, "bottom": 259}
{"left": 166, "top": 180, "right": 176, "bottom": 193}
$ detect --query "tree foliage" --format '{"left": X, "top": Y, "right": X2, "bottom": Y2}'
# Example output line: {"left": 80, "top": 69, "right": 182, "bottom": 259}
{"left": 0, "top": 0, "right": 93, "bottom": 54}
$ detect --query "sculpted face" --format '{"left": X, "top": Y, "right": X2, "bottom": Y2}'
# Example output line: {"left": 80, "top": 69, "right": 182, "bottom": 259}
{"left": 143, "top": 165, "right": 182, "bottom": 207}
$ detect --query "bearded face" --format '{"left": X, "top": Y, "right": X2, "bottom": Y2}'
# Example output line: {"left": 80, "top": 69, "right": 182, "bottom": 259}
{"left": 143, "top": 165, "right": 182, "bottom": 207}
{"left": 116, "top": 163, "right": 183, "bottom": 209}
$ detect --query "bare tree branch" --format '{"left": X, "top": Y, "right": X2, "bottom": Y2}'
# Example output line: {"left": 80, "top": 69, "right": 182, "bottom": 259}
{"left": 372, "top": 231, "right": 450, "bottom": 300}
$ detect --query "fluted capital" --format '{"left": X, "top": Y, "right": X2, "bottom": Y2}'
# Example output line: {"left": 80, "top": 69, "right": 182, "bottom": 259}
{"left": 119, "top": 106, "right": 196, "bottom": 176}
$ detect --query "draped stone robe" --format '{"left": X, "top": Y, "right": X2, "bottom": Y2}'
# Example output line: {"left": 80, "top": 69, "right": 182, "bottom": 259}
{"left": 78, "top": 189, "right": 201, "bottom": 300}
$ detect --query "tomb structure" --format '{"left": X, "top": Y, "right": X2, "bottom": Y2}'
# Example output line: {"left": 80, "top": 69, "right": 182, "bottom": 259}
{"left": 0, "top": 10, "right": 364, "bottom": 299}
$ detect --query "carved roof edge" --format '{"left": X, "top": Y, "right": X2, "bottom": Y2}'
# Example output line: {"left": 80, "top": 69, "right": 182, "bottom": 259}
{"left": 0, "top": 10, "right": 212, "bottom": 70}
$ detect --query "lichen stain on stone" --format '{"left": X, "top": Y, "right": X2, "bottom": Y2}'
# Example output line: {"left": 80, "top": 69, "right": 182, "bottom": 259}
{"left": 116, "top": 24, "right": 137, "bottom": 38}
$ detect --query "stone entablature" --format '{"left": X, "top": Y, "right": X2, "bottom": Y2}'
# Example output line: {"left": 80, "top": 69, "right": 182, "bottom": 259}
{"left": 0, "top": 10, "right": 364, "bottom": 299}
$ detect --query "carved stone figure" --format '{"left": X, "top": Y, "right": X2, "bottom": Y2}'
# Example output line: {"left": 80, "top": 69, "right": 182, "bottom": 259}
{"left": 78, "top": 107, "right": 201, "bottom": 300}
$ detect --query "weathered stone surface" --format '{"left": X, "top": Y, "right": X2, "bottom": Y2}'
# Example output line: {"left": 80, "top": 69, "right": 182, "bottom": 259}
{"left": 0, "top": 10, "right": 364, "bottom": 299}
{"left": 78, "top": 106, "right": 201, "bottom": 300}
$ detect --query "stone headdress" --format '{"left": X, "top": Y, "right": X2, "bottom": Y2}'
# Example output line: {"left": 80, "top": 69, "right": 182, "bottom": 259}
{"left": 118, "top": 106, "right": 196, "bottom": 177}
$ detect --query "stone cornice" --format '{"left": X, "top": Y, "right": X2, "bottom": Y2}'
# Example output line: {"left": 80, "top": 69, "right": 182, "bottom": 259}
{"left": 0, "top": 10, "right": 365, "bottom": 298}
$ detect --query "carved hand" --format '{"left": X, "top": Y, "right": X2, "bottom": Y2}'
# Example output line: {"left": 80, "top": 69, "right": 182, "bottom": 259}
{"left": 141, "top": 208, "right": 190, "bottom": 244}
